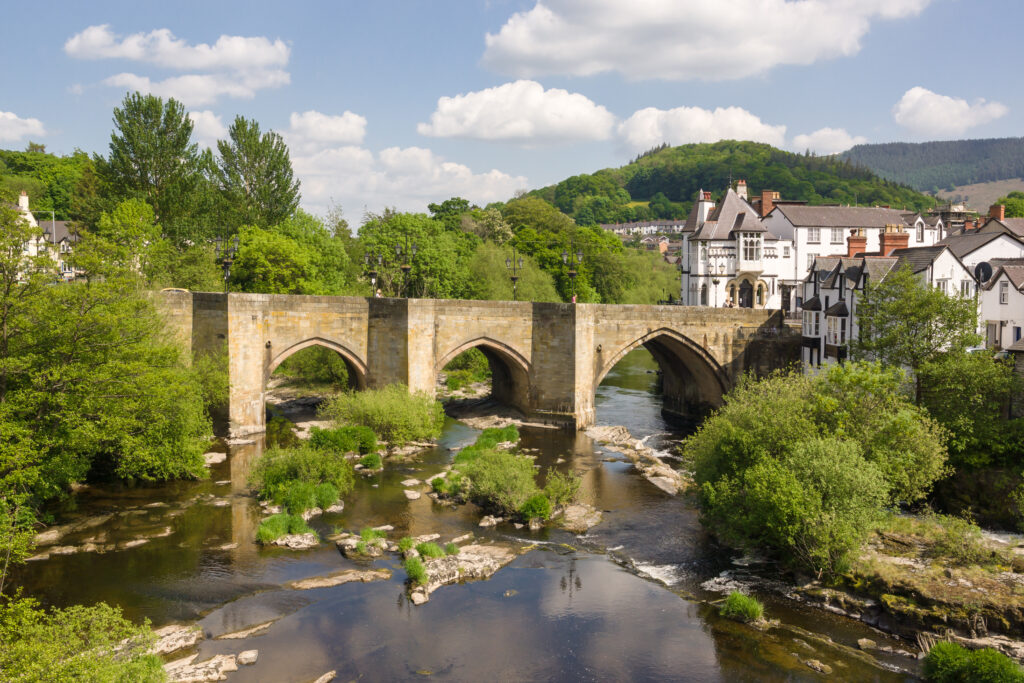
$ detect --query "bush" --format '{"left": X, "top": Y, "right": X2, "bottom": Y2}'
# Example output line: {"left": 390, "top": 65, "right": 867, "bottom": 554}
{"left": 432, "top": 471, "right": 469, "bottom": 498}
{"left": 358, "top": 453, "right": 383, "bottom": 470}
{"left": 476, "top": 425, "right": 519, "bottom": 448}
{"left": 543, "top": 469, "right": 581, "bottom": 508}
{"left": 398, "top": 536, "right": 414, "bottom": 552}
{"left": 520, "top": 493, "right": 552, "bottom": 521}
{"left": 416, "top": 542, "right": 446, "bottom": 559}
{"left": 309, "top": 425, "right": 378, "bottom": 455}
{"left": 256, "top": 513, "right": 311, "bottom": 543}
{"left": 320, "top": 384, "right": 445, "bottom": 445}
{"left": 314, "top": 482, "right": 339, "bottom": 510}
{"left": 279, "top": 480, "right": 318, "bottom": 514}
{"left": 0, "top": 597, "right": 165, "bottom": 682}
{"left": 461, "top": 449, "right": 541, "bottom": 517}
{"left": 404, "top": 556, "right": 427, "bottom": 586}
{"left": 927, "top": 514, "right": 997, "bottom": 567}
{"left": 445, "top": 542, "right": 459, "bottom": 555}
{"left": 250, "top": 444, "right": 355, "bottom": 502}
{"left": 924, "top": 641, "right": 1024, "bottom": 682}
{"left": 719, "top": 591, "right": 764, "bottom": 623}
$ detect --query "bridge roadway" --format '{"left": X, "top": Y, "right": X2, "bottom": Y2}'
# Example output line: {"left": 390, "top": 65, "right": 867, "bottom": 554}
{"left": 158, "top": 292, "right": 800, "bottom": 437}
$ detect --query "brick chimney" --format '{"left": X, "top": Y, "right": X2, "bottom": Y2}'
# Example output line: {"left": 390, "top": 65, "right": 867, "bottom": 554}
{"left": 696, "top": 189, "right": 715, "bottom": 223}
{"left": 759, "top": 190, "right": 778, "bottom": 217}
{"left": 736, "top": 179, "right": 748, "bottom": 200}
{"left": 879, "top": 224, "right": 909, "bottom": 256}
{"left": 17, "top": 190, "right": 29, "bottom": 212}
{"left": 990, "top": 204, "right": 1005, "bottom": 221}
{"left": 847, "top": 229, "right": 867, "bottom": 257}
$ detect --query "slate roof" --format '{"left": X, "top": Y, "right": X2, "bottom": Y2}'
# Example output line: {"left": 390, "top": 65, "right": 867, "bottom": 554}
{"left": 773, "top": 205, "right": 911, "bottom": 229}
{"left": 889, "top": 246, "right": 948, "bottom": 274}
{"left": 681, "top": 201, "right": 702, "bottom": 233}
{"left": 40, "top": 220, "right": 79, "bottom": 244}
{"left": 981, "top": 266, "right": 1024, "bottom": 291}
{"left": 937, "top": 231, "right": 1011, "bottom": 258}
{"left": 862, "top": 257, "right": 897, "bottom": 284}
{"left": 825, "top": 301, "right": 849, "bottom": 317}
{"left": 983, "top": 218, "right": 1024, "bottom": 238}
{"left": 693, "top": 188, "right": 767, "bottom": 240}
{"left": 802, "top": 295, "right": 822, "bottom": 311}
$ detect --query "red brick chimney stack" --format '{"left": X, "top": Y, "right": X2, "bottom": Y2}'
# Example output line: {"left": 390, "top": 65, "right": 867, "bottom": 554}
{"left": 879, "top": 224, "right": 909, "bottom": 256}
{"left": 847, "top": 229, "right": 867, "bottom": 258}
{"left": 760, "top": 190, "right": 775, "bottom": 217}
{"left": 990, "top": 204, "right": 1006, "bottom": 221}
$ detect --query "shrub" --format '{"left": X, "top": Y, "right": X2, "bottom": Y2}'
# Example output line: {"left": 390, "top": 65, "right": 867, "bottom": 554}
{"left": 460, "top": 449, "right": 541, "bottom": 517}
{"left": 433, "top": 471, "right": 469, "bottom": 498}
{"left": 543, "top": 469, "right": 581, "bottom": 508}
{"left": 310, "top": 425, "right": 378, "bottom": 455}
{"left": 924, "top": 641, "right": 1024, "bottom": 682}
{"left": 416, "top": 542, "right": 446, "bottom": 559}
{"left": 320, "top": 384, "right": 445, "bottom": 445}
{"left": 398, "top": 536, "right": 414, "bottom": 552}
{"left": 475, "top": 425, "right": 519, "bottom": 449}
{"left": 927, "top": 514, "right": 997, "bottom": 566}
{"left": 314, "top": 482, "right": 339, "bottom": 510}
{"left": 256, "top": 513, "right": 312, "bottom": 543}
{"left": 719, "top": 591, "right": 764, "bottom": 624}
{"left": 279, "top": 480, "right": 318, "bottom": 514}
{"left": 358, "top": 453, "right": 383, "bottom": 470}
{"left": 520, "top": 493, "right": 552, "bottom": 521}
{"left": 250, "top": 444, "right": 355, "bottom": 501}
{"left": 404, "top": 556, "right": 427, "bottom": 586}
{"left": 445, "top": 542, "right": 459, "bottom": 555}
{"left": 360, "top": 527, "right": 387, "bottom": 542}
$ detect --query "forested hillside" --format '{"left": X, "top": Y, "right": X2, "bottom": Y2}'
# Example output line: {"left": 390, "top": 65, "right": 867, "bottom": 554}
{"left": 843, "top": 137, "right": 1024, "bottom": 193}
{"left": 528, "top": 140, "right": 935, "bottom": 226}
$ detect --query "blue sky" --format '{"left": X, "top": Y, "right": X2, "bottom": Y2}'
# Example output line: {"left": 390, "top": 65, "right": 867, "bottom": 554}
{"left": 1, "top": 0, "right": 1020, "bottom": 218}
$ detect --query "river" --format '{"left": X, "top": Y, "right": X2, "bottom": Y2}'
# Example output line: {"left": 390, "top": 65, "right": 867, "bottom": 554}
{"left": 15, "top": 349, "right": 919, "bottom": 681}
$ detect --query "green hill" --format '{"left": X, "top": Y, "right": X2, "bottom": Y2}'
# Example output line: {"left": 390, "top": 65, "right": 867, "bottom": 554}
{"left": 842, "top": 137, "right": 1024, "bottom": 193}
{"left": 526, "top": 140, "right": 934, "bottom": 226}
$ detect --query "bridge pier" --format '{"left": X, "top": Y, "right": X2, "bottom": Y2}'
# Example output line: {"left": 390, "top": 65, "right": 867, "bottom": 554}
{"left": 157, "top": 292, "right": 799, "bottom": 438}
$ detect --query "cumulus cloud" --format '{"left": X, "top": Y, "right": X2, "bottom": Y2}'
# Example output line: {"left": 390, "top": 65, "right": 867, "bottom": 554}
{"left": 893, "top": 86, "right": 1008, "bottom": 137}
{"left": 287, "top": 110, "right": 367, "bottom": 152}
{"left": 417, "top": 80, "right": 614, "bottom": 144}
{"left": 483, "top": 0, "right": 931, "bottom": 81}
{"left": 0, "top": 111, "right": 46, "bottom": 142}
{"left": 188, "top": 110, "right": 227, "bottom": 149}
{"left": 65, "top": 24, "right": 288, "bottom": 70}
{"left": 293, "top": 144, "right": 526, "bottom": 215}
{"left": 617, "top": 105, "right": 786, "bottom": 153}
{"left": 67, "top": 24, "right": 290, "bottom": 105}
{"left": 790, "top": 127, "right": 867, "bottom": 154}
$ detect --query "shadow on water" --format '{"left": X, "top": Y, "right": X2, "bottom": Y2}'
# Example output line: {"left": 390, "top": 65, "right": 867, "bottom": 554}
{"left": 12, "top": 348, "right": 915, "bottom": 680}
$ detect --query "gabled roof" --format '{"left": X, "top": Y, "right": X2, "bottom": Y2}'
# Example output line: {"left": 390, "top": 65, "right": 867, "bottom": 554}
{"left": 802, "top": 295, "right": 822, "bottom": 311}
{"left": 982, "top": 265, "right": 1024, "bottom": 291}
{"left": 937, "top": 231, "right": 1014, "bottom": 258}
{"left": 693, "top": 188, "right": 766, "bottom": 240}
{"left": 862, "top": 258, "right": 897, "bottom": 283}
{"left": 681, "top": 201, "right": 702, "bottom": 233}
{"left": 40, "top": 220, "right": 79, "bottom": 244}
{"left": 772, "top": 205, "right": 911, "bottom": 229}
{"left": 981, "top": 218, "right": 1024, "bottom": 238}
{"left": 825, "top": 301, "right": 849, "bottom": 317}
{"left": 889, "top": 245, "right": 948, "bottom": 274}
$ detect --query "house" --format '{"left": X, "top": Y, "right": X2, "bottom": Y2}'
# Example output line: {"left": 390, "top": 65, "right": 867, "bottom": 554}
{"left": 978, "top": 204, "right": 1024, "bottom": 240}
{"left": 14, "top": 191, "right": 80, "bottom": 280}
{"left": 979, "top": 265, "right": 1024, "bottom": 349}
{"left": 799, "top": 230, "right": 975, "bottom": 370}
{"left": 678, "top": 186, "right": 795, "bottom": 308}
{"left": 640, "top": 235, "right": 669, "bottom": 253}
{"left": 599, "top": 219, "right": 688, "bottom": 236}
{"left": 763, "top": 202, "right": 944, "bottom": 310}
{"left": 936, "top": 230, "right": 1024, "bottom": 289}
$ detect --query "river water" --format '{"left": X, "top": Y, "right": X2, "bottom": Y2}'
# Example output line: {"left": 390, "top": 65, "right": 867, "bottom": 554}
{"left": 16, "top": 350, "right": 918, "bottom": 681}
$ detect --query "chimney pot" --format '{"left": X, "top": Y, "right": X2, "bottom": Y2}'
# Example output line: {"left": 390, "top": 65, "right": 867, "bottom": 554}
{"left": 847, "top": 228, "right": 867, "bottom": 258}
{"left": 759, "top": 189, "right": 776, "bottom": 217}
{"left": 879, "top": 224, "right": 909, "bottom": 256}
{"left": 990, "top": 204, "right": 1006, "bottom": 221}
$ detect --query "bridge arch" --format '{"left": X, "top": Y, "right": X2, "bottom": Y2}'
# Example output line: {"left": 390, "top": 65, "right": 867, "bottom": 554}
{"left": 596, "top": 327, "right": 729, "bottom": 424}
{"left": 267, "top": 337, "right": 368, "bottom": 391}
{"left": 436, "top": 336, "right": 531, "bottom": 414}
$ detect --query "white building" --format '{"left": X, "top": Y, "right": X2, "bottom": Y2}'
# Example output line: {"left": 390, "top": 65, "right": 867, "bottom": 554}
{"left": 679, "top": 187, "right": 794, "bottom": 309}
{"left": 14, "top": 191, "right": 79, "bottom": 280}
{"left": 937, "top": 231, "right": 1024, "bottom": 275}
{"left": 980, "top": 265, "right": 1024, "bottom": 349}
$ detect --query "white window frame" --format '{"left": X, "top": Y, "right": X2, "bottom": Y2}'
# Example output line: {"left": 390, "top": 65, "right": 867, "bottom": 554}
{"left": 830, "top": 228, "right": 843, "bottom": 244}
{"left": 1001, "top": 281, "right": 1009, "bottom": 304}
{"left": 807, "top": 227, "right": 820, "bottom": 244}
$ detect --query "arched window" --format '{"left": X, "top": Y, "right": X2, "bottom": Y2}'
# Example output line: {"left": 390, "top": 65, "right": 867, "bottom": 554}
{"left": 756, "top": 284, "right": 765, "bottom": 306}
{"left": 700, "top": 246, "right": 707, "bottom": 262}
{"left": 916, "top": 222, "right": 924, "bottom": 242}
{"left": 700, "top": 284, "right": 708, "bottom": 306}
{"left": 729, "top": 284, "right": 736, "bottom": 304}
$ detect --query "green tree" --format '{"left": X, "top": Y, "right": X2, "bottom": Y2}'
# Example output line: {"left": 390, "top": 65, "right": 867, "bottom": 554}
{"left": 215, "top": 116, "right": 300, "bottom": 229}
{"left": 94, "top": 198, "right": 161, "bottom": 270}
{"left": 853, "top": 263, "right": 981, "bottom": 400}
{"left": 996, "top": 191, "right": 1024, "bottom": 219}
{"left": 105, "top": 92, "right": 200, "bottom": 237}
{"left": 230, "top": 224, "right": 315, "bottom": 294}
{"left": 463, "top": 242, "right": 560, "bottom": 302}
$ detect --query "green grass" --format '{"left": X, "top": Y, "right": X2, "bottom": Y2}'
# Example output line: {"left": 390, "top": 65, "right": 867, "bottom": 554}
{"left": 319, "top": 384, "right": 445, "bottom": 445}
{"left": 719, "top": 591, "right": 764, "bottom": 623}
{"left": 358, "top": 452, "right": 383, "bottom": 470}
{"left": 460, "top": 449, "right": 542, "bottom": 517}
{"left": 924, "top": 641, "right": 1024, "bottom": 682}
{"left": 398, "top": 536, "right": 415, "bottom": 552}
{"left": 415, "top": 542, "right": 446, "bottom": 559}
{"left": 445, "top": 542, "right": 459, "bottom": 555}
{"left": 309, "top": 425, "right": 377, "bottom": 454}
{"left": 543, "top": 469, "right": 581, "bottom": 508}
{"left": 360, "top": 527, "right": 387, "bottom": 542}
{"left": 256, "top": 513, "right": 312, "bottom": 544}
{"left": 404, "top": 556, "right": 428, "bottom": 586}
{"left": 355, "top": 540, "right": 368, "bottom": 554}
{"left": 249, "top": 444, "right": 355, "bottom": 506}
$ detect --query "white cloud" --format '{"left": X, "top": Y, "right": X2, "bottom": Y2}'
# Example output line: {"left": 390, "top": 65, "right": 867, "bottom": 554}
{"left": 483, "top": 0, "right": 931, "bottom": 81}
{"left": 417, "top": 80, "right": 614, "bottom": 144}
{"left": 0, "top": 111, "right": 46, "bottom": 142}
{"left": 287, "top": 110, "right": 367, "bottom": 152}
{"left": 188, "top": 110, "right": 227, "bottom": 149}
{"left": 67, "top": 24, "right": 290, "bottom": 105}
{"left": 293, "top": 144, "right": 526, "bottom": 215}
{"left": 65, "top": 24, "right": 288, "bottom": 70}
{"left": 893, "top": 86, "right": 1008, "bottom": 137}
{"left": 102, "top": 70, "right": 289, "bottom": 107}
{"left": 790, "top": 127, "right": 867, "bottom": 154}
{"left": 617, "top": 105, "right": 786, "bottom": 152}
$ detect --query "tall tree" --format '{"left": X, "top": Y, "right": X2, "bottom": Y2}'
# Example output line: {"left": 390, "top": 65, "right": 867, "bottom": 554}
{"left": 106, "top": 92, "right": 199, "bottom": 235}
{"left": 215, "top": 116, "right": 300, "bottom": 229}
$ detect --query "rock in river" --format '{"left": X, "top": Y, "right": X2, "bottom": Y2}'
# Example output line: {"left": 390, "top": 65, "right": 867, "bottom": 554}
{"left": 403, "top": 489, "right": 421, "bottom": 500}
{"left": 270, "top": 533, "right": 319, "bottom": 550}
{"left": 237, "top": 650, "right": 258, "bottom": 666}
{"left": 150, "top": 623, "right": 204, "bottom": 655}
{"left": 411, "top": 543, "right": 522, "bottom": 605}
{"left": 287, "top": 568, "right": 392, "bottom": 590}
{"left": 165, "top": 653, "right": 237, "bottom": 682}
{"left": 559, "top": 504, "right": 603, "bottom": 533}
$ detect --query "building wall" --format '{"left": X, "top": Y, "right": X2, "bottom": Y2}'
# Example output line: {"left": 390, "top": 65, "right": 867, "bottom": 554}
{"left": 980, "top": 273, "right": 1024, "bottom": 349}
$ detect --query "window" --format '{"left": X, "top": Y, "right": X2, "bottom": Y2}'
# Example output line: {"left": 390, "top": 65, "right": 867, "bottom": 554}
{"left": 700, "top": 246, "right": 707, "bottom": 262}
{"left": 961, "top": 280, "right": 973, "bottom": 297}
{"left": 756, "top": 284, "right": 764, "bottom": 306}
{"left": 813, "top": 312, "right": 820, "bottom": 336}
{"left": 1016, "top": 327, "right": 1022, "bottom": 343}
{"left": 742, "top": 234, "right": 762, "bottom": 261}
{"left": 840, "top": 318, "right": 847, "bottom": 344}
{"left": 1001, "top": 281, "right": 1009, "bottom": 304}
{"left": 936, "top": 279, "right": 948, "bottom": 295}
{"left": 808, "top": 227, "right": 820, "bottom": 244}
{"left": 700, "top": 284, "right": 708, "bottom": 306}
{"left": 916, "top": 223, "right": 924, "bottom": 242}
{"left": 783, "top": 246, "right": 791, "bottom": 258}
{"left": 839, "top": 274, "right": 845, "bottom": 298}
{"left": 830, "top": 228, "right": 843, "bottom": 244}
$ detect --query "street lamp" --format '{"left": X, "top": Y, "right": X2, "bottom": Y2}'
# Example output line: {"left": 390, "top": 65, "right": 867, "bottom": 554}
{"left": 505, "top": 246, "right": 524, "bottom": 301}
{"left": 394, "top": 233, "right": 418, "bottom": 297}
{"left": 363, "top": 251, "right": 384, "bottom": 295}
{"left": 215, "top": 234, "right": 240, "bottom": 294}
{"left": 561, "top": 242, "right": 584, "bottom": 303}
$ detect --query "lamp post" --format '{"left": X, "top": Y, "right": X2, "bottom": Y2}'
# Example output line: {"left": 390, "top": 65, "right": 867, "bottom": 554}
{"left": 215, "top": 234, "right": 240, "bottom": 294}
{"left": 394, "top": 233, "right": 418, "bottom": 298}
{"left": 561, "top": 242, "right": 583, "bottom": 303}
{"left": 505, "top": 246, "right": 524, "bottom": 301}
{"left": 363, "top": 251, "right": 384, "bottom": 295}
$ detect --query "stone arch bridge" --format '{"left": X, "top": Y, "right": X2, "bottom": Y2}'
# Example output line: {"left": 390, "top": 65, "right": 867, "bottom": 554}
{"left": 159, "top": 292, "right": 800, "bottom": 437}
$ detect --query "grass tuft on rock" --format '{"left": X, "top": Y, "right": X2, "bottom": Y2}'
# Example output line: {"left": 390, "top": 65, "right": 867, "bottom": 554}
{"left": 719, "top": 591, "right": 764, "bottom": 624}
{"left": 415, "top": 542, "right": 446, "bottom": 559}
{"left": 404, "top": 556, "right": 427, "bottom": 586}
{"left": 256, "top": 513, "right": 312, "bottom": 544}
